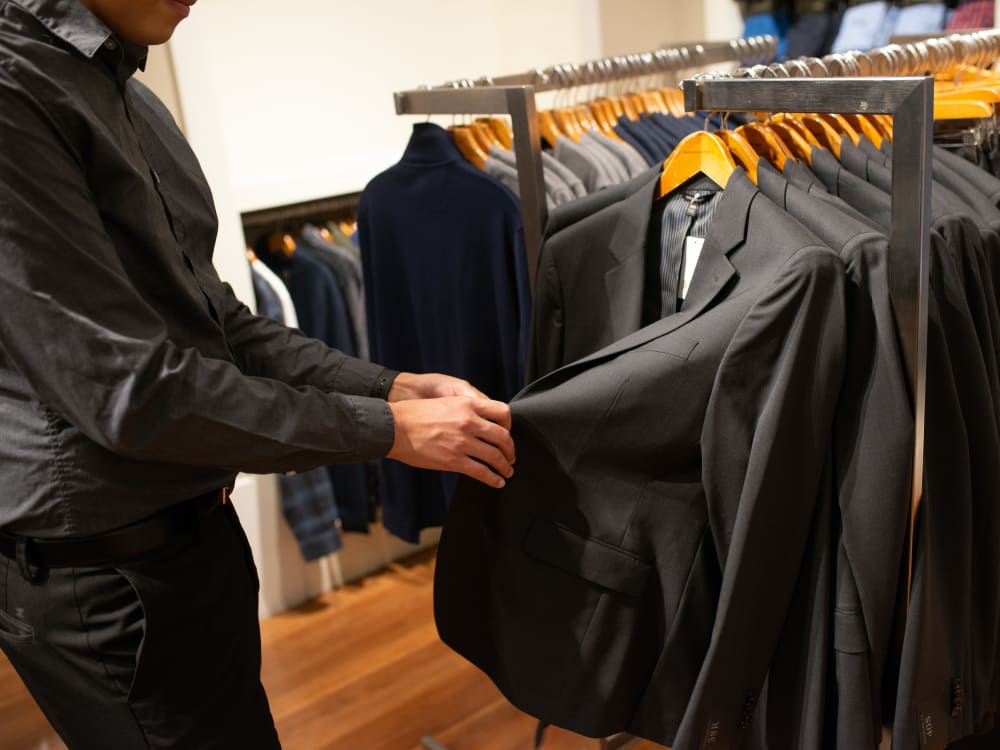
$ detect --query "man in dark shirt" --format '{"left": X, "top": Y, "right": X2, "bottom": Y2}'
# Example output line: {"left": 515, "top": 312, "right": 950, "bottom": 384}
{"left": 0, "top": 0, "right": 514, "bottom": 746}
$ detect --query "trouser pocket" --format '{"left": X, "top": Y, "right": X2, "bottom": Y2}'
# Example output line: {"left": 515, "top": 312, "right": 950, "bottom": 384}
{"left": 0, "top": 606, "right": 34, "bottom": 643}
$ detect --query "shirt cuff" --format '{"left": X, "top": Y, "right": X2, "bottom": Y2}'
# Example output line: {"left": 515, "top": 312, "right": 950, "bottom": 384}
{"left": 344, "top": 395, "right": 396, "bottom": 460}
{"left": 369, "top": 368, "right": 400, "bottom": 401}
{"left": 326, "top": 356, "right": 389, "bottom": 397}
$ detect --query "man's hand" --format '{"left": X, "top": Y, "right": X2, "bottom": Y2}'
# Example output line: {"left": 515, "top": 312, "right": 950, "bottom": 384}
{"left": 388, "top": 372, "right": 487, "bottom": 402}
{"left": 387, "top": 397, "right": 515, "bottom": 489}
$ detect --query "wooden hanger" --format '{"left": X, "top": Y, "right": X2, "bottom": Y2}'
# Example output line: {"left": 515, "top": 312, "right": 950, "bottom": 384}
{"left": 626, "top": 93, "right": 648, "bottom": 116}
{"left": 450, "top": 126, "right": 488, "bottom": 168}
{"left": 590, "top": 100, "right": 626, "bottom": 140}
{"left": 716, "top": 128, "right": 759, "bottom": 183}
{"left": 841, "top": 114, "right": 885, "bottom": 148}
{"left": 773, "top": 113, "right": 823, "bottom": 148}
{"left": 608, "top": 96, "right": 628, "bottom": 120}
{"left": 797, "top": 114, "right": 843, "bottom": 159}
{"left": 575, "top": 104, "right": 599, "bottom": 133}
{"left": 267, "top": 233, "right": 296, "bottom": 257}
{"left": 815, "top": 114, "right": 861, "bottom": 146}
{"left": 738, "top": 122, "right": 789, "bottom": 170}
{"left": 659, "top": 87, "right": 686, "bottom": 117}
{"left": 934, "top": 99, "right": 995, "bottom": 120}
{"left": 538, "top": 110, "right": 563, "bottom": 148}
{"left": 553, "top": 108, "right": 583, "bottom": 142}
{"left": 872, "top": 114, "right": 894, "bottom": 140}
{"left": 588, "top": 99, "right": 616, "bottom": 134}
{"left": 766, "top": 119, "right": 814, "bottom": 163}
{"left": 468, "top": 121, "right": 499, "bottom": 151}
{"left": 478, "top": 117, "right": 513, "bottom": 149}
{"left": 657, "top": 130, "right": 736, "bottom": 198}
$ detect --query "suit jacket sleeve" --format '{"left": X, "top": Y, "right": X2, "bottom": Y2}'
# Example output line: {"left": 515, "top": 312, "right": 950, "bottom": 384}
{"left": 674, "top": 244, "right": 847, "bottom": 748}
{"left": 526, "top": 240, "right": 565, "bottom": 382}
{"left": 221, "top": 282, "right": 394, "bottom": 398}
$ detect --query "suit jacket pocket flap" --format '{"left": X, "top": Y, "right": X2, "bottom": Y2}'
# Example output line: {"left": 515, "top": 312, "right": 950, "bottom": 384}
{"left": 833, "top": 609, "right": 869, "bottom": 654}
{"left": 523, "top": 519, "right": 652, "bottom": 598}
{"left": 640, "top": 335, "right": 698, "bottom": 360}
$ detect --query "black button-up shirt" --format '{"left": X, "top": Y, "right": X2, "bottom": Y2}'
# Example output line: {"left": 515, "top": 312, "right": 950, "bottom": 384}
{"left": 0, "top": 0, "right": 396, "bottom": 537}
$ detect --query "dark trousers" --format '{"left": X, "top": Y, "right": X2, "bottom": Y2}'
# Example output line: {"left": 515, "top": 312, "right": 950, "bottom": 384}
{"left": 0, "top": 501, "right": 281, "bottom": 749}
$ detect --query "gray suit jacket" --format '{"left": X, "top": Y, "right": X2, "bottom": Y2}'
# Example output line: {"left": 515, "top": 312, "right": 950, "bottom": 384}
{"left": 435, "top": 169, "right": 847, "bottom": 748}
{"left": 810, "top": 147, "right": 995, "bottom": 747}
{"left": 757, "top": 161, "right": 912, "bottom": 750}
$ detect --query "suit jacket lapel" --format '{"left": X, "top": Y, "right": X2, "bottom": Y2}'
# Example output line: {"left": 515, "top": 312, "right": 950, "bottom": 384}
{"left": 521, "top": 169, "right": 754, "bottom": 397}
{"left": 604, "top": 173, "right": 659, "bottom": 341}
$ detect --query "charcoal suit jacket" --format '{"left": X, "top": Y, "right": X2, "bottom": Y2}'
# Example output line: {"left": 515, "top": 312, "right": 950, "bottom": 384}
{"left": 756, "top": 161, "right": 913, "bottom": 750}
{"left": 809, "top": 149, "right": 996, "bottom": 747}
{"left": 435, "top": 169, "right": 848, "bottom": 749}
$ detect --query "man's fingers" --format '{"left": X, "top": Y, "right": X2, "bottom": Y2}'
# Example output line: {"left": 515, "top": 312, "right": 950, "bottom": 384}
{"left": 473, "top": 419, "right": 516, "bottom": 464}
{"left": 457, "top": 457, "right": 507, "bottom": 489}
{"left": 452, "top": 380, "right": 489, "bottom": 400}
{"left": 466, "top": 438, "right": 514, "bottom": 479}
{"left": 471, "top": 398, "right": 512, "bottom": 430}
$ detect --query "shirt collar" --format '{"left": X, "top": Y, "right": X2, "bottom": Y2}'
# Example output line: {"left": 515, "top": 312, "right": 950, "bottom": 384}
{"left": 401, "top": 123, "right": 462, "bottom": 166}
{"left": 12, "top": 0, "right": 148, "bottom": 81}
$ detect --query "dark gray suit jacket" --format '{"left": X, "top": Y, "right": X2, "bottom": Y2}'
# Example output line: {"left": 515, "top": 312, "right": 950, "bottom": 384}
{"left": 435, "top": 169, "right": 847, "bottom": 749}
{"left": 757, "top": 161, "right": 912, "bottom": 750}
{"left": 529, "top": 170, "right": 661, "bottom": 381}
{"left": 809, "top": 148, "right": 996, "bottom": 747}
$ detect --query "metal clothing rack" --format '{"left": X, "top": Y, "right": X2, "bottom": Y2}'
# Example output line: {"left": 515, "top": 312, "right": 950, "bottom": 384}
{"left": 688, "top": 24, "right": 1000, "bottom": 620}
{"left": 683, "top": 73, "right": 932, "bottom": 614}
{"left": 393, "top": 35, "right": 778, "bottom": 292}
{"left": 395, "top": 26, "right": 1000, "bottom": 750}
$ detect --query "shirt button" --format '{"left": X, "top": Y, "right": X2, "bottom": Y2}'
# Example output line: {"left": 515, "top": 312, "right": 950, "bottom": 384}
{"left": 104, "top": 39, "right": 117, "bottom": 50}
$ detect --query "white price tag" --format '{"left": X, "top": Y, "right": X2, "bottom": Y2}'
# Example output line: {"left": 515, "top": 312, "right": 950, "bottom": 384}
{"left": 681, "top": 236, "right": 705, "bottom": 300}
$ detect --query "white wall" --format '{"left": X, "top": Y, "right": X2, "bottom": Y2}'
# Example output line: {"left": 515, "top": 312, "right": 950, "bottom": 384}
{"left": 598, "top": 0, "right": 742, "bottom": 55}
{"left": 704, "top": 0, "right": 743, "bottom": 42}
{"left": 169, "top": 0, "right": 603, "bottom": 213}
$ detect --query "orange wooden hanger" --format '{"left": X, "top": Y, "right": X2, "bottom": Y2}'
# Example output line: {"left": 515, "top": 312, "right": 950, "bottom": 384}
{"left": 608, "top": 96, "right": 628, "bottom": 120}
{"left": 267, "top": 233, "right": 296, "bottom": 257}
{"left": 816, "top": 113, "right": 861, "bottom": 146}
{"left": 773, "top": 113, "right": 823, "bottom": 148}
{"left": 797, "top": 114, "right": 843, "bottom": 159}
{"left": 553, "top": 108, "right": 583, "bottom": 142}
{"left": 468, "top": 121, "right": 498, "bottom": 151}
{"left": 767, "top": 119, "right": 814, "bottom": 163}
{"left": 716, "top": 128, "right": 760, "bottom": 183}
{"left": 658, "top": 131, "right": 736, "bottom": 198}
{"left": 478, "top": 117, "right": 513, "bottom": 149}
{"left": 538, "top": 110, "right": 562, "bottom": 148}
{"left": 738, "top": 122, "right": 790, "bottom": 170}
{"left": 872, "top": 114, "right": 893, "bottom": 140}
{"left": 450, "top": 126, "right": 488, "bottom": 169}
{"left": 841, "top": 114, "right": 884, "bottom": 148}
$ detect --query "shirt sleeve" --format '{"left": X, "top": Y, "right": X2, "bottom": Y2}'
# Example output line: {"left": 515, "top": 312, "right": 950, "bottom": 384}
{"left": 219, "top": 283, "right": 398, "bottom": 399}
{"left": 0, "top": 73, "right": 394, "bottom": 474}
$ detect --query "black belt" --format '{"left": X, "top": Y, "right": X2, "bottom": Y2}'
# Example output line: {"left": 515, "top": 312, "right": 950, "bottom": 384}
{"left": 0, "top": 487, "right": 230, "bottom": 572}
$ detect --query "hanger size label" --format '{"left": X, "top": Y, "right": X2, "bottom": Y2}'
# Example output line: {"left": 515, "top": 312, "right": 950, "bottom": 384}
{"left": 680, "top": 236, "right": 704, "bottom": 301}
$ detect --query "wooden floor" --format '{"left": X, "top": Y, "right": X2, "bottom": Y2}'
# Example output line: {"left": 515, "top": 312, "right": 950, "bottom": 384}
{"left": 0, "top": 549, "right": 666, "bottom": 750}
